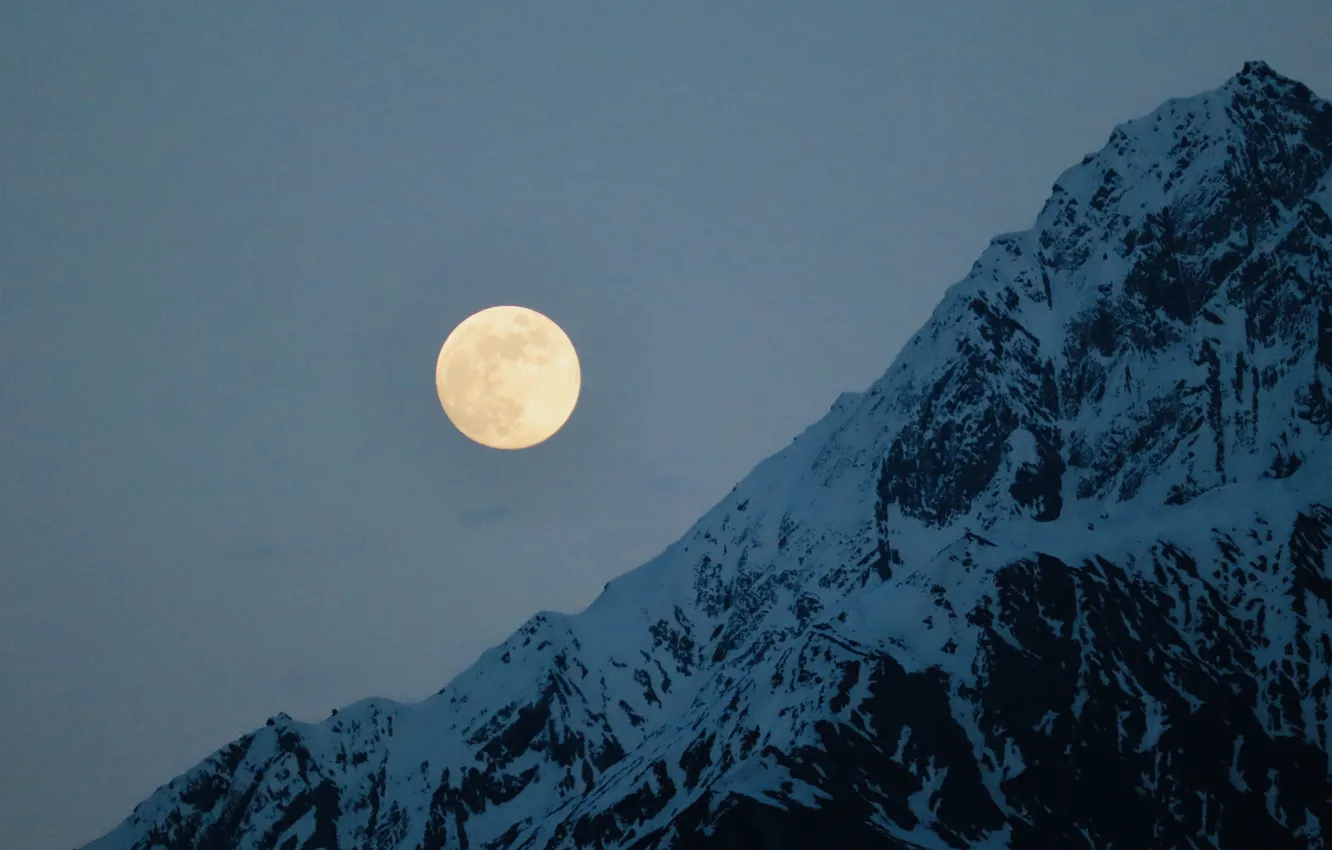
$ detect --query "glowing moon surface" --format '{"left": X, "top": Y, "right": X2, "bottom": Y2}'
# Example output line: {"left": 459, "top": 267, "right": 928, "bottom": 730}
{"left": 435, "top": 305, "right": 581, "bottom": 450}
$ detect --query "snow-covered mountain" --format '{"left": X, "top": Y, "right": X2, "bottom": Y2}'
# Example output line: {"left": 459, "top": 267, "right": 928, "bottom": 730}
{"left": 84, "top": 60, "right": 1332, "bottom": 850}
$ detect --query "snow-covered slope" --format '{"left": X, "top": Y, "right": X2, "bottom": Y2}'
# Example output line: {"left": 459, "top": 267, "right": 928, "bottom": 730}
{"left": 85, "top": 61, "right": 1332, "bottom": 850}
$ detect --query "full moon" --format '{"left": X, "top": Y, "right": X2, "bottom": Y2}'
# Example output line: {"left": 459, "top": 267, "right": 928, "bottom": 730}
{"left": 434, "top": 305, "right": 581, "bottom": 450}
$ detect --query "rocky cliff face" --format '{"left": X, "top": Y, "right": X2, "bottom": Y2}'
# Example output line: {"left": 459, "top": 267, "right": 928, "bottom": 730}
{"left": 85, "top": 61, "right": 1332, "bottom": 850}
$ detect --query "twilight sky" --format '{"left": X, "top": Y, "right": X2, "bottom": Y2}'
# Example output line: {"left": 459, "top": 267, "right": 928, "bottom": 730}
{"left": 1, "top": 3, "right": 1327, "bottom": 848}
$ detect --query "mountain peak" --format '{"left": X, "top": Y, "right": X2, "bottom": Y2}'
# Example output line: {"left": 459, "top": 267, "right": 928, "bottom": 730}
{"left": 1239, "top": 58, "right": 1278, "bottom": 78}
{"left": 1224, "top": 58, "right": 1325, "bottom": 119}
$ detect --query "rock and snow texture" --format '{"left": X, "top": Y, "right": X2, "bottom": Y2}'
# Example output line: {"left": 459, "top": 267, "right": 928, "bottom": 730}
{"left": 84, "top": 61, "right": 1332, "bottom": 850}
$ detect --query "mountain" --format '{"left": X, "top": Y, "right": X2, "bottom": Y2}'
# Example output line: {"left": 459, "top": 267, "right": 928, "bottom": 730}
{"left": 83, "top": 61, "right": 1332, "bottom": 850}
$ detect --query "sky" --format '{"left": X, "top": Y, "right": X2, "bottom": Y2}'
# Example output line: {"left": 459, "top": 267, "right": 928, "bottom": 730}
{"left": 1, "top": 3, "right": 1327, "bottom": 848}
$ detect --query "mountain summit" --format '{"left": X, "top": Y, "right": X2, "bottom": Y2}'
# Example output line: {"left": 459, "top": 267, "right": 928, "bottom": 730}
{"left": 85, "top": 61, "right": 1332, "bottom": 850}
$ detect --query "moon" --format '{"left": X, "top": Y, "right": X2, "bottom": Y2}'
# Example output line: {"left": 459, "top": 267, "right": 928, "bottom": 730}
{"left": 434, "top": 305, "right": 581, "bottom": 450}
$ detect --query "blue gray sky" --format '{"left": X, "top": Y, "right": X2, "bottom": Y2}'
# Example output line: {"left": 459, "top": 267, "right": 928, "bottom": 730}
{"left": 1, "top": 3, "right": 1327, "bottom": 848}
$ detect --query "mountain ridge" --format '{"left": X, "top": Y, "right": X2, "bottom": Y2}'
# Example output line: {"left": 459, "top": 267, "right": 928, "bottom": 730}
{"left": 84, "top": 60, "right": 1332, "bottom": 850}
